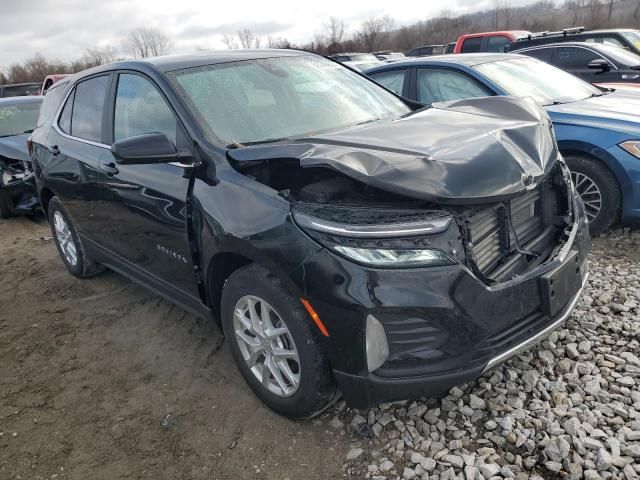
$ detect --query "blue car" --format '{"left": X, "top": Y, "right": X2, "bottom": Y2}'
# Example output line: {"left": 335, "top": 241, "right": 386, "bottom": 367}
{"left": 365, "top": 53, "right": 640, "bottom": 234}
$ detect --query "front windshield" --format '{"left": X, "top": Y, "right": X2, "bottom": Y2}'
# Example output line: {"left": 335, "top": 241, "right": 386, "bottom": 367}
{"left": 622, "top": 31, "right": 640, "bottom": 51}
{"left": 598, "top": 43, "right": 640, "bottom": 66}
{"left": 0, "top": 102, "right": 41, "bottom": 137}
{"left": 171, "top": 55, "right": 410, "bottom": 145}
{"left": 474, "top": 57, "right": 601, "bottom": 105}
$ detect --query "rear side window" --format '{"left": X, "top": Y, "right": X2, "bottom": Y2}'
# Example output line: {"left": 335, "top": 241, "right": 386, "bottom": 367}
{"left": 58, "top": 90, "right": 74, "bottom": 134}
{"left": 37, "top": 84, "right": 67, "bottom": 127}
{"left": 487, "top": 36, "right": 510, "bottom": 53}
{"left": 114, "top": 74, "right": 178, "bottom": 143}
{"left": 369, "top": 69, "right": 406, "bottom": 96}
{"left": 556, "top": 47, "right": 601, "bottom": 69}
{"left": 70, "top": 75, "right": 110, "bottom": 143}
{"left": 417, "top": 68, "right": 491, "bottom": 104}
{"left": 521, "top": 47, "right": 553, "bottom": 63}
{"left": 461, "top": 37, "right": 482, "bottom": 53}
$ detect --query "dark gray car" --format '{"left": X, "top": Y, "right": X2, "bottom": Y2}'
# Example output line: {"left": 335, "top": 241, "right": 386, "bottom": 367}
{"left": 513, "top": 42, "right": 640, "bottom": 84}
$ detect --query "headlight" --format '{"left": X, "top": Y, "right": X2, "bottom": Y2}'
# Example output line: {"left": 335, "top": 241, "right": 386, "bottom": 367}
{"left": 334, "top": 245, "right": 454, "bottom": 267}
{"left": 620, "top": 141, "right": 640, "bottom": 159}
{"left": 293, "top": 210, "right": 451, "bottom": 237}
{"left": 292, "top": 206, "right": 458, "bottom": 268}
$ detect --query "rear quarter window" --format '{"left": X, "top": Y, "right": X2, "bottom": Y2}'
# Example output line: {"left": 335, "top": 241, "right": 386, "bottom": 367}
{"left": 37, "top": 84, "right": 67, "bottom": 127}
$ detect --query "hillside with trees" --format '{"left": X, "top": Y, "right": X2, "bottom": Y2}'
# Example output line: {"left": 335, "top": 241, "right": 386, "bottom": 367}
{"left": 2, "top": 0, "right": 640, "bottom": 84}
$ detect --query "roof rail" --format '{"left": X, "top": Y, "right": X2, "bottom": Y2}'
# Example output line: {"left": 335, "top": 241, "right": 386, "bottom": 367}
{"left": 526, "top": 26, "right": 585, "bottom": 40}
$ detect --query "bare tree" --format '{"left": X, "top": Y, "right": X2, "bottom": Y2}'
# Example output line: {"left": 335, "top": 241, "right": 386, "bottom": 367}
{"left": 237, "top": 29, "right": 260, "bottom": 48}
{"left": 357, "top": 15, "right": 394, "bottom": 51}
{"left": 222, "top": 34, "right": 238, "bottom": 49}
{"left": 324, "top": 17, "right": 345, "bottom": 46}
{"left": 636, "top": 0, "right": 640, "bottom": 18}
{"left": 267, "top": 36, "right": 293, "bottom": 48}
{"left": 123, "top": 27, "right": 171, "bottom": 58}
{"left": 81, "top": 45, "right": 118, "bottom": 68}
{"left": 587, "top": 0, "right": 605, "bottom": 27}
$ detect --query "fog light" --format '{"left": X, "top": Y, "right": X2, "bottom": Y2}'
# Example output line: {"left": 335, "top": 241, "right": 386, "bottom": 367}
{"left": 366, "top": 314, "right": 389, "bottom": 372}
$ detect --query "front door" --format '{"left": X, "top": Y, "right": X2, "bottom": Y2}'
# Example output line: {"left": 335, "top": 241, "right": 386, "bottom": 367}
{"left": 96, "top": 72, "right": 198, "bottom": 297}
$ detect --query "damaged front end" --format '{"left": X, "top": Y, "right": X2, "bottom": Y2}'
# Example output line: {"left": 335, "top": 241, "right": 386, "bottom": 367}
{"left": 0, "top": 156, "right": 39, "bottom": 218}
{"left": 0, "top": 137, "right": 39, "bottom": 218}
{"left": 228, "top": 96, "right": 590, "bottom": 408}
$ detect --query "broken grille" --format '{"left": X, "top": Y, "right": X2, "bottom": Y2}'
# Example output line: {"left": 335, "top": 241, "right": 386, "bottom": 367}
{"left": 467, "top": 188, "right": 544, "bottom": 275}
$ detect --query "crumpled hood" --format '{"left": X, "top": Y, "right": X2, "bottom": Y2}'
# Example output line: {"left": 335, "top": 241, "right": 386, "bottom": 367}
{"left": 228, "top": 96, "right": 558, "bottom": 203}
{"left": 0, "top": 133, "right": 30, "bottom": 162}
{"left": 547, "top": 91, "right": 640, "bottom": 138}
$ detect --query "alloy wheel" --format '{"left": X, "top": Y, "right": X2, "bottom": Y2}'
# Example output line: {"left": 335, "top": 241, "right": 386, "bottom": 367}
{"left": 53, "top": 211, "right": 78, "bottom": 266}
{"left": 233, "top": 295, "right": 301, "bottom": 397}
{"left": 571, "top": 171, "right": 602, "bottom": 222}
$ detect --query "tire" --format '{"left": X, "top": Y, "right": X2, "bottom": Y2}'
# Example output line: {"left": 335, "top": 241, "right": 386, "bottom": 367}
{"left": 47, "top": 196, "right": 103, "bottom": 278}
{"left": 564, "top": 154, "right": 620, "bottom": 236}
{"left": 221, "top": 264, "right": 337, "bottom": 419}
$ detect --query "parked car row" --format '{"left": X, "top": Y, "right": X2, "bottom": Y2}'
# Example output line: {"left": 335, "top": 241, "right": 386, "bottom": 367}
{"left": 22, "top": 49, "right": 591, "bottom": 419}
{"left": 365, "top": 53, "right": 640, "bottom": 235}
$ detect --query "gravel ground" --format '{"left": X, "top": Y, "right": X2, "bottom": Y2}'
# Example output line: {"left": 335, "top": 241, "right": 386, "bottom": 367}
{"left": 332, "top": 228, "right": 640, "bottom": 480}
{"left": 1, "top": 216, "right": 638, "bottom": 480}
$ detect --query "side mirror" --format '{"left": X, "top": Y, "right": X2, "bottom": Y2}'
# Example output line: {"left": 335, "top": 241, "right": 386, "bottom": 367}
{"left": 588, "top": 59, "right": 611, "bottom": 72}
{"left": 111, "top": 133, "right": 179, "bottom": 165}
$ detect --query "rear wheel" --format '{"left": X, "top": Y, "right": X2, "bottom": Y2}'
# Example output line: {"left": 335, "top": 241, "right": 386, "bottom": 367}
{"left": 221, "top": 264, "right": 337, "bottom": 419}
{"left": 564, "top": 154, "right": 620, "bottom": 236}
{"left": 48, "top": 196, "right": 103, "bottom": 278}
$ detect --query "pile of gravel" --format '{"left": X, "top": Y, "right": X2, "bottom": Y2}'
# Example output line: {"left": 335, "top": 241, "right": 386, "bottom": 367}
{"left": 332, "top": 229, "right": 640, "bottom": 480}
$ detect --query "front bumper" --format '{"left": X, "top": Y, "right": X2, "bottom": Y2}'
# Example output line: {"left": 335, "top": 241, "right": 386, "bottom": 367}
{"left": 293, "top": 202, "right": 590, "bottom": 409}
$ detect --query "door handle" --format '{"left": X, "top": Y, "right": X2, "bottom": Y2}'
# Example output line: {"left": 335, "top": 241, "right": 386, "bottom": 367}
{"left": 99, "top": 160, "right": 119, "bottom": 176}
{"left": 49, "top": 145, "right": 60, "bottom": 156}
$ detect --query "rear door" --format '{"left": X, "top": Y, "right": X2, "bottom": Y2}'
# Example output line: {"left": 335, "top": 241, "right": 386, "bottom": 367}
{"left": 44, "top": 73, "right": 113, "bottom": 232}
{"left": 95, "top": 71, "right": 198, "bottom": 296}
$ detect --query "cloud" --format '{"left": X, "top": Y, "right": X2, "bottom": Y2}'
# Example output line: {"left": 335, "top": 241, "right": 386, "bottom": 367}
{"left": 0, "top": 0, "right": 543, "bottom": 71}
{"left": 179, "top": 21, "right": 295, "bottom": 40}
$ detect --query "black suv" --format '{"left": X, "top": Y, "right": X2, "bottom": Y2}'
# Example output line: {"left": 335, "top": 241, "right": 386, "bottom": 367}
{"left": 513, "top": 42, "right": 640, "bottom": 85}
{"left": 30, "top": 50, "right": 589, "bottom": 418}
{"left": 510, "top": 27, "right": 640, "bottom": 55}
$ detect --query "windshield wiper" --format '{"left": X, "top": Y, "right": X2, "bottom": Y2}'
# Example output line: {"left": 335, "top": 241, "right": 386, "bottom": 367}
{"left": 226, "top": 137, "right": 290, "bottom": 149}
{"left": 354, "top": 117, "right": 383, "bottom": 126}
{"left": 631, "top": 65, "right": 640, "bottom": 70}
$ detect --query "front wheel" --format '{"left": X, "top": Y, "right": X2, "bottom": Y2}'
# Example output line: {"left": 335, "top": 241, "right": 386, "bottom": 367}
{"left": 221, "top": 264, "right": 337, "bottom": 419}
{"left": 564, "top": 154, "right": 621, "bottom": 236}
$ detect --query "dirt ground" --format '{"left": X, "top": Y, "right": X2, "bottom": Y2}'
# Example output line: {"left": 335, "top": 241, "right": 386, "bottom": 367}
{"left": 0, "top": 217, "right": 350, "bottom": 480}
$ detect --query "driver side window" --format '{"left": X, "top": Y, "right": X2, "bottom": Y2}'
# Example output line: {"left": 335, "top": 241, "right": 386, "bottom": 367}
{"left": 114, "top": 74, "right": 177, "bottom": 144}
{"left": 416, "top": 68, "right": 491, "bottom": 104}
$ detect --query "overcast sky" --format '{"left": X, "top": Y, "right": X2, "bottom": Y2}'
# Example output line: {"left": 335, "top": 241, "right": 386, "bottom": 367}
{"left": 0, "top": 0, "right": 539, "bottom": 69}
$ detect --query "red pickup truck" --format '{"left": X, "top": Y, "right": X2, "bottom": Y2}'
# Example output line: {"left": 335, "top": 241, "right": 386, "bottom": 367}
{"left": 453, "top": 30, "right": 530, "bottom": 54}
